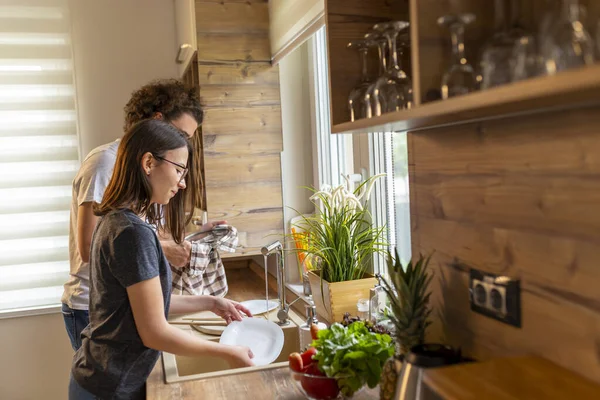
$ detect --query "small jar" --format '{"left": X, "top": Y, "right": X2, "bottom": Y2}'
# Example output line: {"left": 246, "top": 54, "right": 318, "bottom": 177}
{"left": 356, "top": 298, "right": 370, "bottom": 320}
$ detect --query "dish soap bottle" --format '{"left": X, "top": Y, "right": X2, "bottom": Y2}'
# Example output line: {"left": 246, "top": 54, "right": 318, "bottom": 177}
{"left": 369, "top": 274, "right": 386, "bottom": 323}
{"left": 299, "top": 301, "right": 327, "bottom": 351}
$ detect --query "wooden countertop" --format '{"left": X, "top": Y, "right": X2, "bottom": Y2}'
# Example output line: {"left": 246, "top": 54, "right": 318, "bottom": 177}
{"left": 148, "top": 360, "right": 378, "bottom": 400}
{"left": 423, "top": 355, "right": 600, "bottom": 400}
{"left": 147, "top": 266, "right": 380, "bottom": 399}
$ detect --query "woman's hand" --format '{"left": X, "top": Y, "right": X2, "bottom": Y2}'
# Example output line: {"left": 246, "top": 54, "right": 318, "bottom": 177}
{"left": 211, "top": 297, "right": 253, "bottom": 324}
{"left": 225, "top": 345, "right": 255, "bottom": 368}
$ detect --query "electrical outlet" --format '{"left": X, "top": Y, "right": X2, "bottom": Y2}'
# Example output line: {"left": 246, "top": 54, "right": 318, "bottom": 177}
{"left": 469, "top": 268, "right": 521, "bottom": 327}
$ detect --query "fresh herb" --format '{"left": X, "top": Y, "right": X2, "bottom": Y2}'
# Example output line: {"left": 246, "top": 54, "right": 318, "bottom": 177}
{"left": 311, "top": 322, "right": 394, "bottom": 396}
{"left": 341, "top": 312, "right": 391, "bottom": 335}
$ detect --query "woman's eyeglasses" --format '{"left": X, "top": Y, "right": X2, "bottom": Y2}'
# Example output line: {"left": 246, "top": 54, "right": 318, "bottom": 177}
{"left": 152, "top": 154, "right": 188, "bottom": 182}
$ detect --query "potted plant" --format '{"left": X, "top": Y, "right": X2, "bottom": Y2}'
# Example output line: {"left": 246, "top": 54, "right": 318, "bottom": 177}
{"left": 378, "top": 249, "right": 433, "bottom": 400}
{"left": 290, "top": 174, "right": 387, "bottom": 323}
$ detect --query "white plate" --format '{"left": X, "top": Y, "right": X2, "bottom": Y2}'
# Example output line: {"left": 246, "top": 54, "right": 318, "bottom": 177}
{"left": 239, "top": 299, "right": 279, "bottom": 316}
{"left": 219, "top": 318, "right": 284, "bottom": 366}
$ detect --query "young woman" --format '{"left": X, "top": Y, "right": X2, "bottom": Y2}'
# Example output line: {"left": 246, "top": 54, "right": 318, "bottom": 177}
{"left": 69, "top": 119, "right": 254, "bottom": 399}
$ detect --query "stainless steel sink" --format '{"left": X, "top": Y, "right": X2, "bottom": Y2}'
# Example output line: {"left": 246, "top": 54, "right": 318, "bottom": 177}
{"left": 163, "top": 311, "right": 304, "bottom": 383}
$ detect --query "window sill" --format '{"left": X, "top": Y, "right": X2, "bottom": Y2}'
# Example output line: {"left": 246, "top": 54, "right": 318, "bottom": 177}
{"left": 0, "top": 304, "right": 62, "bottom": 320}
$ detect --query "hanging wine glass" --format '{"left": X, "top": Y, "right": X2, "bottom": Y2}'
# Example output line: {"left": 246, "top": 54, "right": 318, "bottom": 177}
{"left": 542, "top": 0, "right": 595, "bottom": 74}
{"left": 511, "top": 35, "right": 543, "bottom": 81}
{"left": 438, "top": 14, "right": 478, "bottom": 99}
{"left": 371, "top": 21, "right": 412, "bottom": 114}
{"left": 347, "top": 39, "right": 372, "bottom": 121}
{"left": 363, "top": 31, "right": 387, "bottom": 119}
{"left": 479, "top": 0, "right": 528, "bottom": 89}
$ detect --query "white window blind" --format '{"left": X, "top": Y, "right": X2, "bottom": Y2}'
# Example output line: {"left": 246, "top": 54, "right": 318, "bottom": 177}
{"left": 270, "top": 0, "right": 324, "bottom": 65}
{"left": 0, "top": 0, "right": 79, "bottom": 314}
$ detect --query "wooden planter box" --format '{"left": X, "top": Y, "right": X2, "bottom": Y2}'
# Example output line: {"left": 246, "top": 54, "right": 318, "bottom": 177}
{"left": 307, "top": 270, "right": 377, "bottom": 324}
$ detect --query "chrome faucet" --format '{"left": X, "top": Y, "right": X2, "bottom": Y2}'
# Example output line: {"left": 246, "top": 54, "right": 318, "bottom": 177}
{"left": 261, "top": 240, "right": 299, "bottom": 325}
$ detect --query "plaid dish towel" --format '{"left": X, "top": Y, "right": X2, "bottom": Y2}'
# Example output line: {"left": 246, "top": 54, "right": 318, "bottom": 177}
{"left": 171, "top": 226, "right": 238, "bottom": 297}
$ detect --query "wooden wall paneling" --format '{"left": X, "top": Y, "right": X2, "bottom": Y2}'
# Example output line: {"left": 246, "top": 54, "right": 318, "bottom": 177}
{"left": 195, "top": 1, "right": 269, "bottom": 34}
{"left": 409, "top": 105, "right": 600, "bottom": 384}
{"left": 195, "top": 0, "right": 283, "bottom": 254}
{"left": 198, "top": 63, "right": 280, "bottom": 86}
{"left": 197, "top": 33, "right": 271, "bottom": 62}
{"left": 326, "top": 0, "right": 409, "bottom": 126}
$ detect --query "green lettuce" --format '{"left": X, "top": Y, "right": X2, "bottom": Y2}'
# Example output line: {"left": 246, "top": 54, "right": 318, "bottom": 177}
{"left": 311, "top": 322, "right": 394, "bottom": 396}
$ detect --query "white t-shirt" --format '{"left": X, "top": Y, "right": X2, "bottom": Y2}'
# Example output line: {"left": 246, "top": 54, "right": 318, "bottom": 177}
{"left": 61, "top": 140, "right": 120, "bottom": 310}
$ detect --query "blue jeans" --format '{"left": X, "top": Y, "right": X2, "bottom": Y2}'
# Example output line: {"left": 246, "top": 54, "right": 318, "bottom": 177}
{"left": 69, "top": 373, "right": 96, "bottom": 400}
{"left": 61, "top": 303, "right": 89, "bottom": 351}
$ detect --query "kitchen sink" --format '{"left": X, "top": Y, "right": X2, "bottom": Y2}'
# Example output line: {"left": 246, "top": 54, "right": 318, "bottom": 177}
{"left": 163, "top": 310, "right": 304, "bottom": 383}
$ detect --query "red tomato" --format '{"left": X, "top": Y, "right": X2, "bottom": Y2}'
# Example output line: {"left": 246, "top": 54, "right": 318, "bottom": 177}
{"left": 301, "top": 347, "right": 317, "bottom": 366}
{"left": 289, "top": 352, "right": 303, "bottom": 373}
{"left": 303, "top": 362, "right": 325, "bottom": 376}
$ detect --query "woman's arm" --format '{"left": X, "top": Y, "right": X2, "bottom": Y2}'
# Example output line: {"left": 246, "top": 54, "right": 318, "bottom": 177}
{"left": 170, "top": 294, "right": 253, "bottom": 323}
{"left": 126, "top": 277, "right": 254, "bottom": 368}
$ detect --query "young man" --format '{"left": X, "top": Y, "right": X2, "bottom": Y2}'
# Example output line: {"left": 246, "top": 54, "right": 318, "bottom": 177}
{"left": 61, "top": 79, "right": 220, "bottom": 351}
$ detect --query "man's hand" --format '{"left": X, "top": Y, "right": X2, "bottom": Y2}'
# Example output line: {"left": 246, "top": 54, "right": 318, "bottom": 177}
{"left": 160, "top": 239, "right": 192, "bottom": 268}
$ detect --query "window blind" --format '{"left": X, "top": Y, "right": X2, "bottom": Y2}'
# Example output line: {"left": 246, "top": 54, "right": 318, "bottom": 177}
{"left": 0, "top": 0, "right": 79, "bottom": 313}
{"left": 270, "top": 0, "right": 325, "bottom": 65}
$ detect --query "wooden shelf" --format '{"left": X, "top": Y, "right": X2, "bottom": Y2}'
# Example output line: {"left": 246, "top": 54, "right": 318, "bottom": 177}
{"left": 331, "top": 64, "right": 600, "bottom": 135}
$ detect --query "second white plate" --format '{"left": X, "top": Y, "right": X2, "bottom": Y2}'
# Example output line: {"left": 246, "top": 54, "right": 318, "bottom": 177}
{"left": 219, "top": 318, "right": 284, "bottom": 366}
{"left": 239, "top": 299, "right": 279, "bottom": 316}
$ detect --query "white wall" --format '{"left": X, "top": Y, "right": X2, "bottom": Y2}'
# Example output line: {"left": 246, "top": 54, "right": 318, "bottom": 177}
{"left": 70, "top": 0, "right": 178, "bottom": 157}
{"left": 0, "top": 2, "right": 178, "bottom": 399}
{"left": 279, "top": 42, "right": 315, "bottom": 282}
{"left": 0, "top": 313, "right": 73, "bottom": 400}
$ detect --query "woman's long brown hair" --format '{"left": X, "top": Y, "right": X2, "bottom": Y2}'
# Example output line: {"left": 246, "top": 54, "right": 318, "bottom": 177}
{"left": 94, "top": 119, "right": 193, "bottom": 243}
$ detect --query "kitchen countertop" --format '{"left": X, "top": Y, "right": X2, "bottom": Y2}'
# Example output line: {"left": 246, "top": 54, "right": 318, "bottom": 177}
{"left": 147, "top": 266, "right": 379, "bottom": 399}
{"left": 147, "top": 360, "right": 378, "bottom": 400}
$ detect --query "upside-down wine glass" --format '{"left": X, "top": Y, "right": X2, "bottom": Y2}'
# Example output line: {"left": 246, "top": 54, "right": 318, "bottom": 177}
{"left": 542, "top": 0, "right": 595, "bottom": 74}
{"left": 438, "top": 14, "right": 478, "bottom": 99}
{"left": 479, "top": 0, "right": 528, "bottom": 89}
{"left": 372, "top": 21, "right": 412, "bottom": 114}
{"left": 363, "top": 31, "right": 388, "bottom": 118}
{"left": 347, "top": 39, "right": 372, "bottom": 122}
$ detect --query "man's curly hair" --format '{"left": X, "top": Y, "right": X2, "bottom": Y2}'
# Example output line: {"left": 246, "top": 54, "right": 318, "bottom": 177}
{"left": 123, "top": 79, "right": 204, "bottom": 131}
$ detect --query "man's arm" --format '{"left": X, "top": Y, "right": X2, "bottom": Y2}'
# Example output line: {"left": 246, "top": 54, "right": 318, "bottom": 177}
{"left": 77, "top": 202, "right": 99, "bottom": 263}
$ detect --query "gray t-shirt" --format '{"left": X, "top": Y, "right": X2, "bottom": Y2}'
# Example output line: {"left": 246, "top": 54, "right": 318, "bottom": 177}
{"left": 72, "top": 209, "right": 172, "bottom": 399}
{"left": 62, "top": 139, "right": 120, "bottom": 310}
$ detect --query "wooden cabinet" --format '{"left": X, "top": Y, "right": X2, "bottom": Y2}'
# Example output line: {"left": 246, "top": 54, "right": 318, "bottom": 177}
{"left": 174, "top": 0, "right": 197, "bottom": 78}
{"left": 323, "top": 0, "right": 600, "bottom": 134}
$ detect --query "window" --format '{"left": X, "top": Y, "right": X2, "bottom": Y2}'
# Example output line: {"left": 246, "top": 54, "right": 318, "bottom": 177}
{"left": 308, "top": 26, "right": 411, "bottom": 276}
{"left": 0, "top": 0, "right": 79, "bottom": 314}
{"left": 307, "top": 26, "right": 412, "bottom": 278}
{"left": 308, "top": 26, "right": 353, "bottom": 189}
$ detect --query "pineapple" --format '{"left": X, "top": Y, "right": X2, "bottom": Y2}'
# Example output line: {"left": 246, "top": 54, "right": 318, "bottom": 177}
{"left": 379, "top": 250, "right": 433, "bottom": 400}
